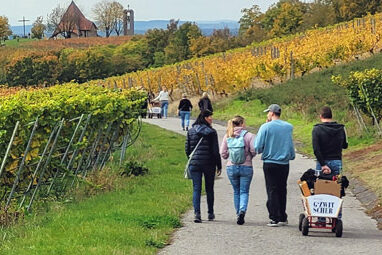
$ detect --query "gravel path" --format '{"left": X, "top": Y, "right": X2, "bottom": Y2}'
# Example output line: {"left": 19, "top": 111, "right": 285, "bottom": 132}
{"left": 144, "top": 117, "right": 382, "bottom": 255}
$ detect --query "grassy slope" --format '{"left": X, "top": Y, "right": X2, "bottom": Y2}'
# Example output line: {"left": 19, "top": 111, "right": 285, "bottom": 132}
{"left": 0, "top": 123, "right": 191, "bottom": 255}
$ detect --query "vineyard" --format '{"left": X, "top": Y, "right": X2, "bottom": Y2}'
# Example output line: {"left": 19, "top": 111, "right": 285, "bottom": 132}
{"left": 0, "top": 84, "right": 146, "bottom": 217}
{"left": 89, "top": 14, "right": 382, "bottom": 97}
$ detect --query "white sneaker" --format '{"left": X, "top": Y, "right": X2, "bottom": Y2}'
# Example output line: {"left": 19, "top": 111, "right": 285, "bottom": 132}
{"left": 278, "top": 220, "right": 288, "bottom": 226}
{"left": 267, "top": 220, "right": 279, "bottom": 227}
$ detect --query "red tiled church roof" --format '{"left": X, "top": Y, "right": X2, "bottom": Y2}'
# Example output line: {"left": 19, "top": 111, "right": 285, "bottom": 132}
{"left": 52, "top": 1, "right": 97, "bottom": 37}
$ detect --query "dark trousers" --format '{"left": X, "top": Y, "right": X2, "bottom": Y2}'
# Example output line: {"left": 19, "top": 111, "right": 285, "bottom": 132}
{"left": 189, "top": 165, "right": 215, "bottom": 214}
{"left": 263, "top": 163, "right": 289, "bottom": 222}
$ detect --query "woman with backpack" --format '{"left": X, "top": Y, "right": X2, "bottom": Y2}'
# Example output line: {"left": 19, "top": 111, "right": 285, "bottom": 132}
{"left": 186, "top": 110, "right": 222, "bottom": 223}
{"left": 220, "top": 116, "right": 256, "bottom": 225}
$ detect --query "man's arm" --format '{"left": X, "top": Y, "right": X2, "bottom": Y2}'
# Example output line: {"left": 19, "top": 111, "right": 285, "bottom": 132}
{"left": 211, "top": 132, "right": 222, "bottom": 170}
{"left": 312, "top": 127, "right": 325, "bottom": 166}
{"left": 342, "top": 127, "right": 348, "bottom": 149}
{"left": 254, "top": 125, "right": 266, "bottom": 154}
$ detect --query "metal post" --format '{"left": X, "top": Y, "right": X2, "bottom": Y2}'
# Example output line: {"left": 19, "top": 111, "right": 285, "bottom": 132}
{"left": 27, "top": 119, "right": 64, "bottom": 211}
{"left": 19, "top": 124, "right": 58, "bottom": 208}
{"left": 60, "top": 114, "right": 92, "bottom": 191}
{"left": 6, "top": 118, "right": 39, "bottom": 208}
{"left": 48, "top": 114, "right": 85, "bottom": 193}
{"left": 0, "top": 121, "right": 20, "bottom": 178}
{"left": 92, "top": 123, "right": 113, "bottom": 171}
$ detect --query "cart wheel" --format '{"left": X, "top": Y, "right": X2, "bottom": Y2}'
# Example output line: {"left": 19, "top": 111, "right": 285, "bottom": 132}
{"left": 335, "top": 219, "right": 343, "bottom": 237}
{"left": 331, "top": 219, "right": 336, "bottom": 233}
{"left": 302, "top": 218, "right": 309, "bottom": 236}
{"left": 298, "top": 213, "right": 305, "bottom": 231}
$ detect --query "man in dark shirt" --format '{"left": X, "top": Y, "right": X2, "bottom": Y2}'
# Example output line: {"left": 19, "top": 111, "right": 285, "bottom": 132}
{"left": 312, "top": 106, "right": 348, "bottom": 176}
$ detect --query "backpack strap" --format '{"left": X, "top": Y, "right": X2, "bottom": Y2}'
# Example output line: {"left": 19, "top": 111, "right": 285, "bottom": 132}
{"left": 239, "top": 130, "right": 248, "bottom": 138}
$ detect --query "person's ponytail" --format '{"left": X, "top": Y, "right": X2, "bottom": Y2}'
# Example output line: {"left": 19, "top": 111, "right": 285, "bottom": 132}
{"left": 226, "top": 116, "right": 245, "bottom": 137}
{"left": 227, "top": 119, "right": 235, "bottom": 138}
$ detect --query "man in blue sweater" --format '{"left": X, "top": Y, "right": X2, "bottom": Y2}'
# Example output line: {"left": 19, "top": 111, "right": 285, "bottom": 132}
{"left": 254, "top": 104, "right": 295, "bottom": 227}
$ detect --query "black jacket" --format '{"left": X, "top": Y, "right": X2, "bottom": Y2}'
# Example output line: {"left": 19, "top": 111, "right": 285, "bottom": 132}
{"left": 312, "top": 122, "right": 348, "bottom": 166}
{"left": 185, "top": 124, "right": 222, "bottom": 170}
{"left": 198, "top": 98, "right": 213, "bottom": 112}
{"left": 178, "top": 99, "right": 193, "bottom": 112}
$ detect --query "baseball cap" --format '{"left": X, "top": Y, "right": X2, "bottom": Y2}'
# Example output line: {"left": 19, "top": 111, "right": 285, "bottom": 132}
{"left": 263, "top": 104, "right": 281, "bottom": 114}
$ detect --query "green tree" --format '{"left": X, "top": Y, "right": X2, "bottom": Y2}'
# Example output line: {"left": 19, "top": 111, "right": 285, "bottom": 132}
{"left": 239, "top": 4, "right": 263, "bottom": 34}
{"left": 145, "top": 28, "right": 170, "bottom": 66}
{"left": 0, "top": 16, "right": 12, "bottom": 41}
{"left": 302, "top": 0, "right": 336, "bottom": 29}
{"left": 265, "top": 0, "right": 306, "bottom": 37}
{"left": 31, "top": 16, "right": 46, "bottom": 39}
{"left": 164, "top": 22, "right": 202, "bottom": 64}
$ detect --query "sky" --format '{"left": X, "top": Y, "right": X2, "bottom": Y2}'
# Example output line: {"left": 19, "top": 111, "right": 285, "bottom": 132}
{"left": 1, "top": 0, "right": 283, "bottom": 26}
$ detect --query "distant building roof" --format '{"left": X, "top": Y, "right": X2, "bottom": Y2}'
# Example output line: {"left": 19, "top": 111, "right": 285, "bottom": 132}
{"left": 51, "top": 1, "right": 97, "bottom": 38}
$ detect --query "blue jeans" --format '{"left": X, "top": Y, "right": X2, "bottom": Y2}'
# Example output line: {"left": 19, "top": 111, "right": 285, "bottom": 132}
{"left": 189, "top": 165, "right": 215, "bottom": 214}
{"left": 180, "top": 111, "right": 191, "bottom": 128}
{"left": 227, "top": 165, "right": 253, "bottom": 215}
{"left": 161, "top": 100, "right": 168, "bottom": 118}
{"left": 316, "top": 160, "right": 342, "bottom": 175}
{"left": 316, "top": 160, "right": 343, "bottom": 220}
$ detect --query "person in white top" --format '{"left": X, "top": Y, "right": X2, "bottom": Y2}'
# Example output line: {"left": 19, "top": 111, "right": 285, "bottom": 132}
{"left": 154, "top": 87, "right": 170, "bottom": 118}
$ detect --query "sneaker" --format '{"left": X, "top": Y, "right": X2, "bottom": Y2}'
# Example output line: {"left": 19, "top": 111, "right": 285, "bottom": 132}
{"left": 237, "top": 211, "right": 245, "bottom": 225}
{"left": 208, "top": 213, "right": 215, "bottom": 221}
{"left": 278, "top": 220, "right": 288, "bottom": 226}
{"left": 182, "top": 127, "right": 185, "bottom": 131}
{"left": 267, "top": 220, "right": 279, "bottom": 227}
{"left": 194, "top": 213, "right": 202, "bottom": 223}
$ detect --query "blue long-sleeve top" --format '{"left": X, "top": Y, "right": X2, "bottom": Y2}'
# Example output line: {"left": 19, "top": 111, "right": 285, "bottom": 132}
{"left": 254, "top": 119, "right": 295, "bottom": 165}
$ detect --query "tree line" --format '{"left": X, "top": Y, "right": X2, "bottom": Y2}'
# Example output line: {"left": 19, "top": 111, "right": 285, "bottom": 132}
{"left": 239, "top": 0, "right": 382, "bottom": 44}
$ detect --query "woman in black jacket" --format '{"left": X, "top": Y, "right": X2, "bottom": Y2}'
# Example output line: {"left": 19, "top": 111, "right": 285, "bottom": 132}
{"left": 185, "top": 110, "right": 222, "bottom": 223}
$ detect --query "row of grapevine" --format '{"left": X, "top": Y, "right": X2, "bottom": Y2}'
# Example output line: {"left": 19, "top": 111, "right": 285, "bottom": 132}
{"left": 91, "top": 14, "right": 382, "bottom": 97}
{"left": 0, "top": 84, "right": 146, "bottom": 213}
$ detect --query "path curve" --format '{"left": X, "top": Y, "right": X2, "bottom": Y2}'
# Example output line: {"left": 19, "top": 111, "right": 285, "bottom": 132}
{"left": 144, "top": 118, "right": 382, "bottom": 255}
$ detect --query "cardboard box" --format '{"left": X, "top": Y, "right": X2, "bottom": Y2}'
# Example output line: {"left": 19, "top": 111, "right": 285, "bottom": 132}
{"left": 314, "top": 179, "right": 341, "bottom": 197}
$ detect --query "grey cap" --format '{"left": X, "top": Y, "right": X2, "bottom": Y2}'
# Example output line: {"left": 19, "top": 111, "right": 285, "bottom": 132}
{"left": 263, "top": 104, "right": 281, "bottom": 114}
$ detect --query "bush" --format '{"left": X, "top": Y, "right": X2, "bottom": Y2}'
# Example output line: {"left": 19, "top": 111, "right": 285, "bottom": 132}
{"left": 120, "top": 161, "right": 149, "bottom": 177}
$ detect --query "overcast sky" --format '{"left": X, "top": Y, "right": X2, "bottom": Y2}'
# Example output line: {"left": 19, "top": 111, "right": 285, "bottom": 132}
{"left": 2, "top": 0, "right": 285, "bottom": 26}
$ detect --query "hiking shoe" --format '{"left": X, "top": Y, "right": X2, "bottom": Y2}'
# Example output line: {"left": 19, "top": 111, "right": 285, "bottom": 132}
{"left": 278, "top": 220, "right": 288, "bottom": 226}
{"left": 267, "top": 220, "right": 279, "bottom": 227}
{"left": 237, "top": 211, "right": 245, "bottom": 225}
{"left": 194, "top": 213, "right": 202, "bottom": 223}
{"left": 208, "top": 213, "right": 215, "bottom": 221}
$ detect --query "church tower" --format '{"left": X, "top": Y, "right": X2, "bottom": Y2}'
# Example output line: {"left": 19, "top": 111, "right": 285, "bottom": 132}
{"left": 123, "top": 7, "right": 134, "bottom": 36}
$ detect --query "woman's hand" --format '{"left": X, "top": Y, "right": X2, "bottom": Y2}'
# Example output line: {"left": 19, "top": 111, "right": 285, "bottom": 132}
{"left": 216, "top": 169, "right": 222, "bottom": 176}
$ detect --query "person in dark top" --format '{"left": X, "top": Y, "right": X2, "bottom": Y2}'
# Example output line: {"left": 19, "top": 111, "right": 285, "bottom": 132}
{"left": 312, "top": 106, "right": 348, "bottom": 176}
{"left": 185, "top": 110, "right": 222, "bottom": 223}
{"left": 198, "top": 92, "right": 213, "bottom": 112}
{"left": 178, "top": 93, "right": 193, "bottom": 131}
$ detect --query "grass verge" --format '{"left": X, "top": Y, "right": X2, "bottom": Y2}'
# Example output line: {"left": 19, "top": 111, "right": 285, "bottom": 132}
{"left": 0, "top": 123, "right": 191, "bottom": 255}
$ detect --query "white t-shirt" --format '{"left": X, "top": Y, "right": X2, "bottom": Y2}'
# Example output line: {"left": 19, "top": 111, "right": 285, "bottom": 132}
{"left": 154, "top": 91, "right": 169, "bottom": 101}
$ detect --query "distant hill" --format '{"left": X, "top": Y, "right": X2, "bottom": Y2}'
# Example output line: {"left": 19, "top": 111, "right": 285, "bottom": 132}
{"left": 10, "top": 20, "right": 239, "bottom": 38}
